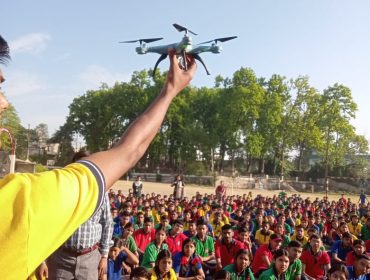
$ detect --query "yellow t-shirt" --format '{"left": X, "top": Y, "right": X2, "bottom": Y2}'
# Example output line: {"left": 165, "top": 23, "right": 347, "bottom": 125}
{"left": 0, "top": 161, "right": 104, "bottom": 280}
{"left": 211, "top": 220, "right": 226, "bottom": 238}
{"left": 255, "top": 229, "right": 274, "bottom": 245}
{"left": 291, "top": 234, "right": 309, "bottom": 246}
{"left": 348, "top": 222, "right": 363, "bottom": 237}
{"left": 151, "top": 268, "right": 177, "bottom": 280}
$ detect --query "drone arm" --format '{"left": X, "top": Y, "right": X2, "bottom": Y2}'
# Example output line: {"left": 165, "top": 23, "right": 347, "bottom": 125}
{"left": 152, "top": 54, "right": 168, "bottom": 77}
{"left": 192, "top": 54, "right": 210, "bottom": 75}
{"left": 190, "top": 46, "right": 212, "bottom": 54}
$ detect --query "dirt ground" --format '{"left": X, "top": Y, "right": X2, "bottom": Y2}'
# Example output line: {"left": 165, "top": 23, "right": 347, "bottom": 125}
{"left": 112, "top": 180, "right": 362, "bottom": 202}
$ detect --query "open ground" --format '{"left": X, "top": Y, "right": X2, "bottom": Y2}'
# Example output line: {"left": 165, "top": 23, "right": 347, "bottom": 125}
{"left": 112, "top": 180, "right": 362, "bottom": 202}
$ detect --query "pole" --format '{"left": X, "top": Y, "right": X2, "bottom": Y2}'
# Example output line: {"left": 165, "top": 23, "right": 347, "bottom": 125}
{"left": 26, "top": 124, "right": 30, "bottom": 161}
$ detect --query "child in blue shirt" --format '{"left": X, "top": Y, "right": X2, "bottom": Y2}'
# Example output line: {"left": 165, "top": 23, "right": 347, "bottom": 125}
{"left": 107, "top": 238, "right": 139, "bottom": 280}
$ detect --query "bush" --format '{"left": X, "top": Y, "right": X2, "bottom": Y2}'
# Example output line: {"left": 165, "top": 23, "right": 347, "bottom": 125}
{"left": 35, "top": 164, "right": 49, "bottom": 173}
{"left": 156, "top": 173, "right": 162, "bottom": 182}
{"left": 185, "top": 161, "right": 207, "bottom": 176}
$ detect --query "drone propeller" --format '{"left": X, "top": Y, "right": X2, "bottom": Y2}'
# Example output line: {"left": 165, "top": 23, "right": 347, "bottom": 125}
{"left": 198, "top": 36, "right": 238, "bottom": 45}
{"left": 173, "top": 23, "right": 197, "bottom": 36}
{"left": 119, "top": 38, "right": 163, "bottom": 44}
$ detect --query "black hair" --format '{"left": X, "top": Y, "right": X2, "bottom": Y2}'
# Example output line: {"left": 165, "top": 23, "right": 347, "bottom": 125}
{"left": 288, "top": 240, "right": 302, "bottom": 248}
{"left": 309, "top": 233, "right": 321, "bottom": 241}
{"left": 143, "top": 217, "right": 152, "bottom": 224}
{"left": 122, "top": 210, "right": 131, "bottom": 217}
{"left": 234, "top": 249, "right": 250, "bottom": 264}
{"left": 155, "top": 228, "right": 167, "bottom": 236}
{"left": 238, "top": 227, "right": 249, "bottom": 234}
{"left": 328, "top": 263, "right": 349, "bottom": 279}
{"left": 188, "top": 219, "right": 196, "bottom": 225}
{"left": 130, "top": 267, "right": 151, "bottom": 280}
{"left": 196, "top": 219, "right": 208, "bottom": 227}
{"left": 111, "top": 237, "right": 123, "bottom": 248}
{"left": 221, "top": 224, "right": 233, "bottom": 231}
{"left": 342, "top": 232, "right": 352, "bottom": 239}
{"left": 273, "top": 248, "right": 289, "bottom": 259}
{"left": 295, "top": 224, "right": 304, "bottom": 230}
{"left": 339, "top": 221, "right": 347, "bottom": 227}
{"left": 355, "top": 253, "right": 370, "bottom": 262}
{"left": 72, "top": 150, "right": 90, "bottom": 163}
{"left": 172, "top": 219, "right": 183, "bottom": 226}
{"left": 0, "top": 35, "right": 11, "bottom": 65}
{"left": 353, "top": 239, "right": 365, "bottom": 247}
{"left": 154, "top": 250, "right": 172, "bottom": 277}
{"left": 160, "top": 215, "right": 169, "bottom": 221}
{"left": 181, "top": 238, "right": 196, "bottom": 254}
{"left": 123, "top": 222, "right": 134, "bottom": 230}
{"left": 214, "top": 270, "right": 231, "bottom": 280}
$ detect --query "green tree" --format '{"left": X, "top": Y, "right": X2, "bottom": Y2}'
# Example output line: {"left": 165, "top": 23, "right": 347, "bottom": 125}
{"left": 318, "top": 83, "right": 358, "bottom": 178}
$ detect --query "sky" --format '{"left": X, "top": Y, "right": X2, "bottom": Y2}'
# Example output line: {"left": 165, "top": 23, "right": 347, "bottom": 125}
{"left": 1, "top": 0, "right": 370, "bottom": 141}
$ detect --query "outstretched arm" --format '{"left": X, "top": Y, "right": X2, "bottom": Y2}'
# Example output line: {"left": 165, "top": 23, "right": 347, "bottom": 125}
{"left": 86, "top": 50, "right": 196, "bottom": 189}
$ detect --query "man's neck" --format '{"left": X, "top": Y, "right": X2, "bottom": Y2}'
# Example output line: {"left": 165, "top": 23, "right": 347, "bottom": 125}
{"left": 197, "top": 234, "right": 206, "bottom": 241}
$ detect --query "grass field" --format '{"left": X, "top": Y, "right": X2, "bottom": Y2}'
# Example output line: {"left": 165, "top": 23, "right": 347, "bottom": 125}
{"left": 112, "top": 180, "right": 362, "bottom": 202}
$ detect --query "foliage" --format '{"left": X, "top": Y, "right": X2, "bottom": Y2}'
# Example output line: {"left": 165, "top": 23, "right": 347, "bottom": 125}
{"left": 4, "top": 67, "right": 368, "bottom": 179}
{"left": 35, "top": 164, "right": 49, "bottom": 173}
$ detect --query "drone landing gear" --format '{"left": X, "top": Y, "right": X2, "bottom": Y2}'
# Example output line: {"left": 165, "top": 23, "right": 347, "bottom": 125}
{"left": 192, "top": 54, "right": 210, "bottom": 75}
{"left": 177, "top": 53, "right": 210, "bottom": 75}
{"left": 152, "top": 52, "right": 211, "bottom": 77}
{"left": 152, "top": 54, "right": 168, "bottom": 77}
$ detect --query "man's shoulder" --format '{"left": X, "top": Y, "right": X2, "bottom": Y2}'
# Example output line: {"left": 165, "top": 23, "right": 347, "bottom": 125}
{"left": 290, "top": 258, "right": 302, "bottom": 267}
{"left": 259, "top": 267, "right": 274, "bottom": 279}
{"left": 234, "top": 239, "right": 244, "bottom": 247}
{"left": 223, "top": 264, "right": 234, "bottom": 272}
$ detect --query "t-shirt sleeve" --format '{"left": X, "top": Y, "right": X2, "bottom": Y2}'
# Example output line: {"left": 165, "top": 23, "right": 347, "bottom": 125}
{"left": 215, "top": 241, "right": 221, "bottom": 258}
{"left": 208, "top": 237, "right": 215, "bottom": 253}
{"left": 0, "top": 161, "right": 105, "bottom": 279}
{"left": 331, "top": 242, "right": 339, "bottom": 254}
{"left": 295, "top": 261, "right": 302, "bottom": 275}
{"left": 322, "top": 252, "right": 331, "bottom": 264}
{"left": 146, "top": 246, "right": 158, "bottom": 264}
{"left": 119, "top": 252, "right": 128, "bottom": 263}
{"left": 172, "top": 253, "right": 182, "bottom": 273}
{"left": 300, "top": 252, "right": 308, "bottom": 264}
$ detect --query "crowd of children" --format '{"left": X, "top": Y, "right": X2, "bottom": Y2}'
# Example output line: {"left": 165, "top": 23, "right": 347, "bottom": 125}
{"left": 106, "top": 187, "right": 370, "bottom": 280}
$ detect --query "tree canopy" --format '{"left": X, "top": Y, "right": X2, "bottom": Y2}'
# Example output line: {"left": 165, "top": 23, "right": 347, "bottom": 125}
{"left": 53, "top": 67, "right": 368, "bottom": 178}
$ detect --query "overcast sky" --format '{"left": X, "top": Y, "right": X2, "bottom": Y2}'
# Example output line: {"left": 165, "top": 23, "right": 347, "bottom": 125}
{"left": 2, "top": 0, "right": 370, "bottom": 140}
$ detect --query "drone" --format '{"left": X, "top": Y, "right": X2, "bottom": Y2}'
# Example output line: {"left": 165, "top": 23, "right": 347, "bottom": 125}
{"left": 120, "top": 23, "right": 237, "bottom": 76}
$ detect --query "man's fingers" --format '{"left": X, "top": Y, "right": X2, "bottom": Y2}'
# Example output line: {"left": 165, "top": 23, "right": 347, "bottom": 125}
{"left": 168, "top": 48, "right": 177, "bottom": 67}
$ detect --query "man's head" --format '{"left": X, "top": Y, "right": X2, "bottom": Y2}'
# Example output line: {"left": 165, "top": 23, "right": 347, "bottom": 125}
{"left": 120, "top": 211, "right": 131, "bottom": 226}
{"left": 160, "top": 215, "right": 169, "bottom": 227}
{"left": 354, "top": 254, "right": 370, "bottom": 276}
{"left": 0, "top": 35, "right": 10, "bottom": 67}
{"left": 287, "top": 240, "right": 303, "bottom": 261}
{"left": 261, "top": 221, "right": 270, "bottom": 231}
{"left": 341, "top": 232, "right": 352, "bottom": 247}
{"left": 351, "top": 214, "right": 359, "bottom": 224}
{"left": 130, "top": 266, "right": 151, "bottom": 280}
{"left": 309, "top": 234, "right": 322, "bottom": 253}
{"left": 269, "top": 233, "right": 283, "bottom": 251}
{"left": 0, "top": 35, "right": 11, "bottom": 113}
{"left": 171, "top": 220, "right": 184, "bottom": 234}
{"left": 353, "top": 239, "right": 366, "bottom": 256}
{"left": 221, "top": 224, "right": 234, "bottom": 243}
{"left": 196, "top": 219, "right": 208, "bottom": 237}
{"left": 143, "top": 217, "right": 153, "bottom": 233}
{"left": 294, "top": 225, "right": 304, "bottom": 239}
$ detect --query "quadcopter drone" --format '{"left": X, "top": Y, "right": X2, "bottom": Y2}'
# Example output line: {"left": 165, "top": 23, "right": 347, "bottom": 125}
{"left": 120, "top": 23, "right": 237, "bottom": 76}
